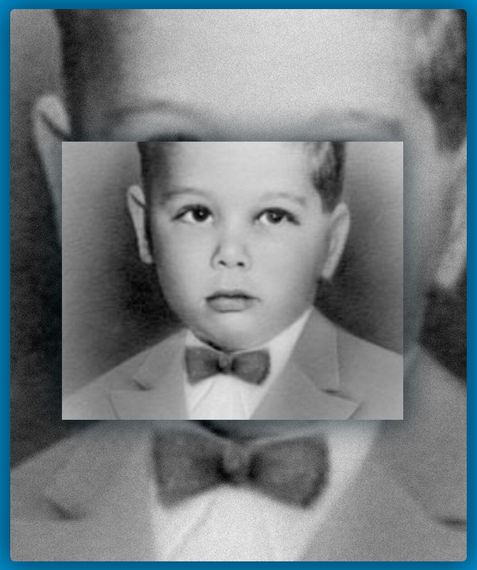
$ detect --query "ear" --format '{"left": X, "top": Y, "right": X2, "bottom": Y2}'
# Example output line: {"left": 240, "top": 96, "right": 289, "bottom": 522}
{"left": 127, "top": 185, "right": 154, "bottom": 264}
{"left": 321, "top": 202, "right": 350, "bottom": 280}
{"left": 434, "top": 139, "right": 466, "bottom": 291}
{"left": 32, "top": 94, "right": 71, "bottom": 238}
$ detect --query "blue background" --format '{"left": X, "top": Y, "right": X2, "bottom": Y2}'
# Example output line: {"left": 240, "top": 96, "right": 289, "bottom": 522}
{"left": 3, "top": 1, "right": 473, "bottom": 568}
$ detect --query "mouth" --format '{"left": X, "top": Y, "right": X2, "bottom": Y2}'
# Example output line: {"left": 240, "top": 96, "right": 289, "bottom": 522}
{"left": 206, "top": 290, "right": 257, "bottom": 312}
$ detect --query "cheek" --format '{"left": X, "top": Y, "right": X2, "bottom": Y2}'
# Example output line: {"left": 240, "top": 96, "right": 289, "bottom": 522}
{"left": 264, "top": 235, "right": 326, "bottom": 292}
{"left": 152, "top": 226, "right": 212, "bottom": 284}
{"left": 277, "top": 230, "right": 328, "bottom": 271}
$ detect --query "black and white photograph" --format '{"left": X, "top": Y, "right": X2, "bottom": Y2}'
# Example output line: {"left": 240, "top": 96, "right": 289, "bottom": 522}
{"left": 61, "top": 141, "right": 403, "bottom": 421}
{"left": 11, "top": 9, "right": 465, "bottom": 560}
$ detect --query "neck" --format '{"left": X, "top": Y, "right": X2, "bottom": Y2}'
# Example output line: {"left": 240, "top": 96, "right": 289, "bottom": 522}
{"left": 197, "top": 420, "right": 320, "bottom": 440}
{"left": 191, "top": 306, "right": 314, "bottom": 354}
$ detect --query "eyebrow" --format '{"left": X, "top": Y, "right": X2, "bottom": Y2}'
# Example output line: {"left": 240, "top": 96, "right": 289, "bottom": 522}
{"left": 347, "top": 110, "right": 405, "bottom": 140}
{"left": 157, "top": 188, "right": 307, "bottom": 207}
{"left": 260, "top": 191, "right": 307, "bottom": 207}
{"left": 107, "top": 100, "right": 404, "bottom": 141}
{"left": 158, "top": 187, "right": 211, "bottom": 204}
{"left": 106, "top": 100, "right": 213, "bottom": 140}
{"left": 304, "top": 109, "right": 405, "bottom": 141}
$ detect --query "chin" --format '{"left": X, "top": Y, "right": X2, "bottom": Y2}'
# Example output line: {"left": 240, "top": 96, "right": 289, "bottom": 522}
{"left": 208, "top": 333, "right": 255, "bottom": 353}
{"left": 209, "top": 330, "right": 260, "bottom": 352}
{"left": 202, "top": 421, "right": 319, "bottom": 439}
{"left": 199, "top": 317, "right": 263, "bottom": 352}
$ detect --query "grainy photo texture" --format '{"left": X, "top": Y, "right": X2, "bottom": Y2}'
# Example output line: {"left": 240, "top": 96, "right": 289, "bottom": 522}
{"left": 11, "top": 10, "right": 465, "bottom": 561}
{"left": 61, "top": 141, "right": 403, "bottom": 421}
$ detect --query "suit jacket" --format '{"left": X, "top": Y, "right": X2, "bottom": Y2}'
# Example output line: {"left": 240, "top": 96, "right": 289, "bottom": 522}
{"left": 63, "top": 310, "right": 402, "bottom": 420}
{"left": 10, "top": 421, "right": 465, "bottom": 561}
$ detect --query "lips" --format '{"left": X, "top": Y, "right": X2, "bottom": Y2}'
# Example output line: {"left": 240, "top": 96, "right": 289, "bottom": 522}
{"left": 206, "top": 290, "right": 256, "bottom": 312}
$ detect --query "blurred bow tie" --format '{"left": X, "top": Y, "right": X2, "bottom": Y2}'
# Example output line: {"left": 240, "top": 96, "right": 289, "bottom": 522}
{"left": 185, "top": 347, "right": 270, "bottom": 385}
{"left": 152, "top": 430, "right": 328, "bottom": 507}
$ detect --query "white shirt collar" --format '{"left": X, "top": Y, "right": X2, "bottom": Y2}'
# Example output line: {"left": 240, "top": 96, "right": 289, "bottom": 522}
{"left": 184, "top": 307, "right": 313, "bottom": 419}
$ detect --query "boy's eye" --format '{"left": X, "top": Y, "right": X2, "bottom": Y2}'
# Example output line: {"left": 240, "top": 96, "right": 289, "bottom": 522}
{"left": 258, "top": 208, "right": 298, "bottom": 226}
{"left": 174, "top": 205, "right": 212, "bottom": 224}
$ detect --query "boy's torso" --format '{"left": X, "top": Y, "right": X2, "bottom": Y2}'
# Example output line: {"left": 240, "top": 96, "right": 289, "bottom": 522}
{"left": 11, "top": 420, "right": 464, "bottom": 561}
{"left": 62, "top": 308, "right": 403, "bottom": 420}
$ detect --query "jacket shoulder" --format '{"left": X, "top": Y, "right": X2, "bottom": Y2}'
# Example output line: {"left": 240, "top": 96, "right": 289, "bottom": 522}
{"left": 11, "top": 432, "right": 83, "bottom": 521}
{"left": 62, "top": 332, "right": 184, "bottom": 419}
{"left": 336, "top": 328, "right": 403, "bottom": 419}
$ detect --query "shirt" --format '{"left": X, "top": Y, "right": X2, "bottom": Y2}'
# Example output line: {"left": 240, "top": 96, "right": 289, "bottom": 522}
{"left": 150, "top": 421, "right": 378, "bottom": 561}
{"left": 184, "top": 308, "right": 313, "bottom": 420}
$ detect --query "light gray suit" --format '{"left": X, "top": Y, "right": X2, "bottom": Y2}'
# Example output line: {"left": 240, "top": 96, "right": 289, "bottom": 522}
{"left": 10, "top": 421, "right": 465, "bottom": 561}
{"left": 63, "top": 310, "right": 403, "bottom": 420}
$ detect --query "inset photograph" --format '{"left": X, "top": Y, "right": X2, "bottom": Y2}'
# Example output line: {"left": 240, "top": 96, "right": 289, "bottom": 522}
{"left": 62, "top": 141, "right": 403, "bottom": 420}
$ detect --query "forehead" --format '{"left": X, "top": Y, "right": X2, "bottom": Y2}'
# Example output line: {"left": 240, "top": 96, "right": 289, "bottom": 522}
{"left": 76, "top": 10, "right": 416, "bottom": 140}
{"left": 149, "top": 142, "right": 315, "bottom": 194}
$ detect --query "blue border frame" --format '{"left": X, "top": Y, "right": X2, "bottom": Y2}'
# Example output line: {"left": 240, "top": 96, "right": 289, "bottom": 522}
{"left": 4, "top": 2, "right": 473, "bottom": 569}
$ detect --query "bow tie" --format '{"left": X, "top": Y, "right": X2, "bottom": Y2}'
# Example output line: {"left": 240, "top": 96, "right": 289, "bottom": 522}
{"left": 152, "top": 430, "right": 328, "bottom": 507}
{"left": 185, "top": 347, "right": 270, "bottom": 385}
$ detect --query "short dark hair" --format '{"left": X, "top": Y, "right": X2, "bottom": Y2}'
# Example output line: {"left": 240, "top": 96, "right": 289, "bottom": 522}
{"left": 407, "top": 10, "right": 466, "bottom": 150}
{"left": 54, "top": 10, "right": 98, "bottom": 137}
{"left": 306, "top": 142, "right": 346, "bottom": 212}
{"left": 137, "top": 141, "right": 346, "bottom": 213}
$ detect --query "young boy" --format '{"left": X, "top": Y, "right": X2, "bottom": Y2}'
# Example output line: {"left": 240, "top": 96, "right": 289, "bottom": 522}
{"left": 11, "top": 10, "right": 465, "bottom": 561}
{"left": 63, "top": 141, "right": 402, "bottom": 420}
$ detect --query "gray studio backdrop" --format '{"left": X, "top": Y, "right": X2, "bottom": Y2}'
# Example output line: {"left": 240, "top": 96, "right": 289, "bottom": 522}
{"left": 11, "top": 10, "right": 64, "bottom": 462}
{"left": 62, "top": 141, "right": 403, "bottom": 397}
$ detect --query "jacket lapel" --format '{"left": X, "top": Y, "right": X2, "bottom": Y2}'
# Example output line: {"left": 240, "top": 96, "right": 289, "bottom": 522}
{"left": 253, "top": 310, "right": 359, "bottom": 419}
{"left": 38, "top": 423, "right": 157, "bottom": 560}
{"left": 109, "top": 332, "right": 188, "bottom": 419}
{"left": 107, "top": 312, "right": 360, "bottom": 420}
{"left": 301, "top": 439, "right": 466, "bottom": 561}
{"left": 12, "top": 421, "right": 465, "bottom": 561}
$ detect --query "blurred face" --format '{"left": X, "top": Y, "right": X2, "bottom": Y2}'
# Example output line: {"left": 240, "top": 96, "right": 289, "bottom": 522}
{"left": 71, "top": 10, "right": 453, "bottom": 349}
{"left": 79, "top": 11, "right": 418, "bottom": 142}
{"left": 135, "top": 143, "right": 347, "bottom": 351}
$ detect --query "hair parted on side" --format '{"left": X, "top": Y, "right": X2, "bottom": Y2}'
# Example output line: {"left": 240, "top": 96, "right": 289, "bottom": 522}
{"left": 306, "top": 142, "right": 346, "bottom": 212}
{"left": 406, "top": 9, "right": 466, "bottom": 150}
{"left": 137, "top": 142, "right": 346, "bottom": 212}
{"left": 54, "top": 10, "right": 122, "bottom": 137}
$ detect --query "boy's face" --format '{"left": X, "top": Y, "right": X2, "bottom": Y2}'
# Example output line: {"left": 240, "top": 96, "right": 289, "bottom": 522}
{"left": 76, "top": 11, "right": 416, "bottom": 142}
{"left": 43, "top": 9, "right": 461, "bottom": 347}
{"left": 130, "top": 143, "right": 349, "bottom": 351}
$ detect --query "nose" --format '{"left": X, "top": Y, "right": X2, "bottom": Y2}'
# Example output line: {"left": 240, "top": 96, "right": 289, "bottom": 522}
{"left": 212, "top": 227, "right": 251, "bottom": 270}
